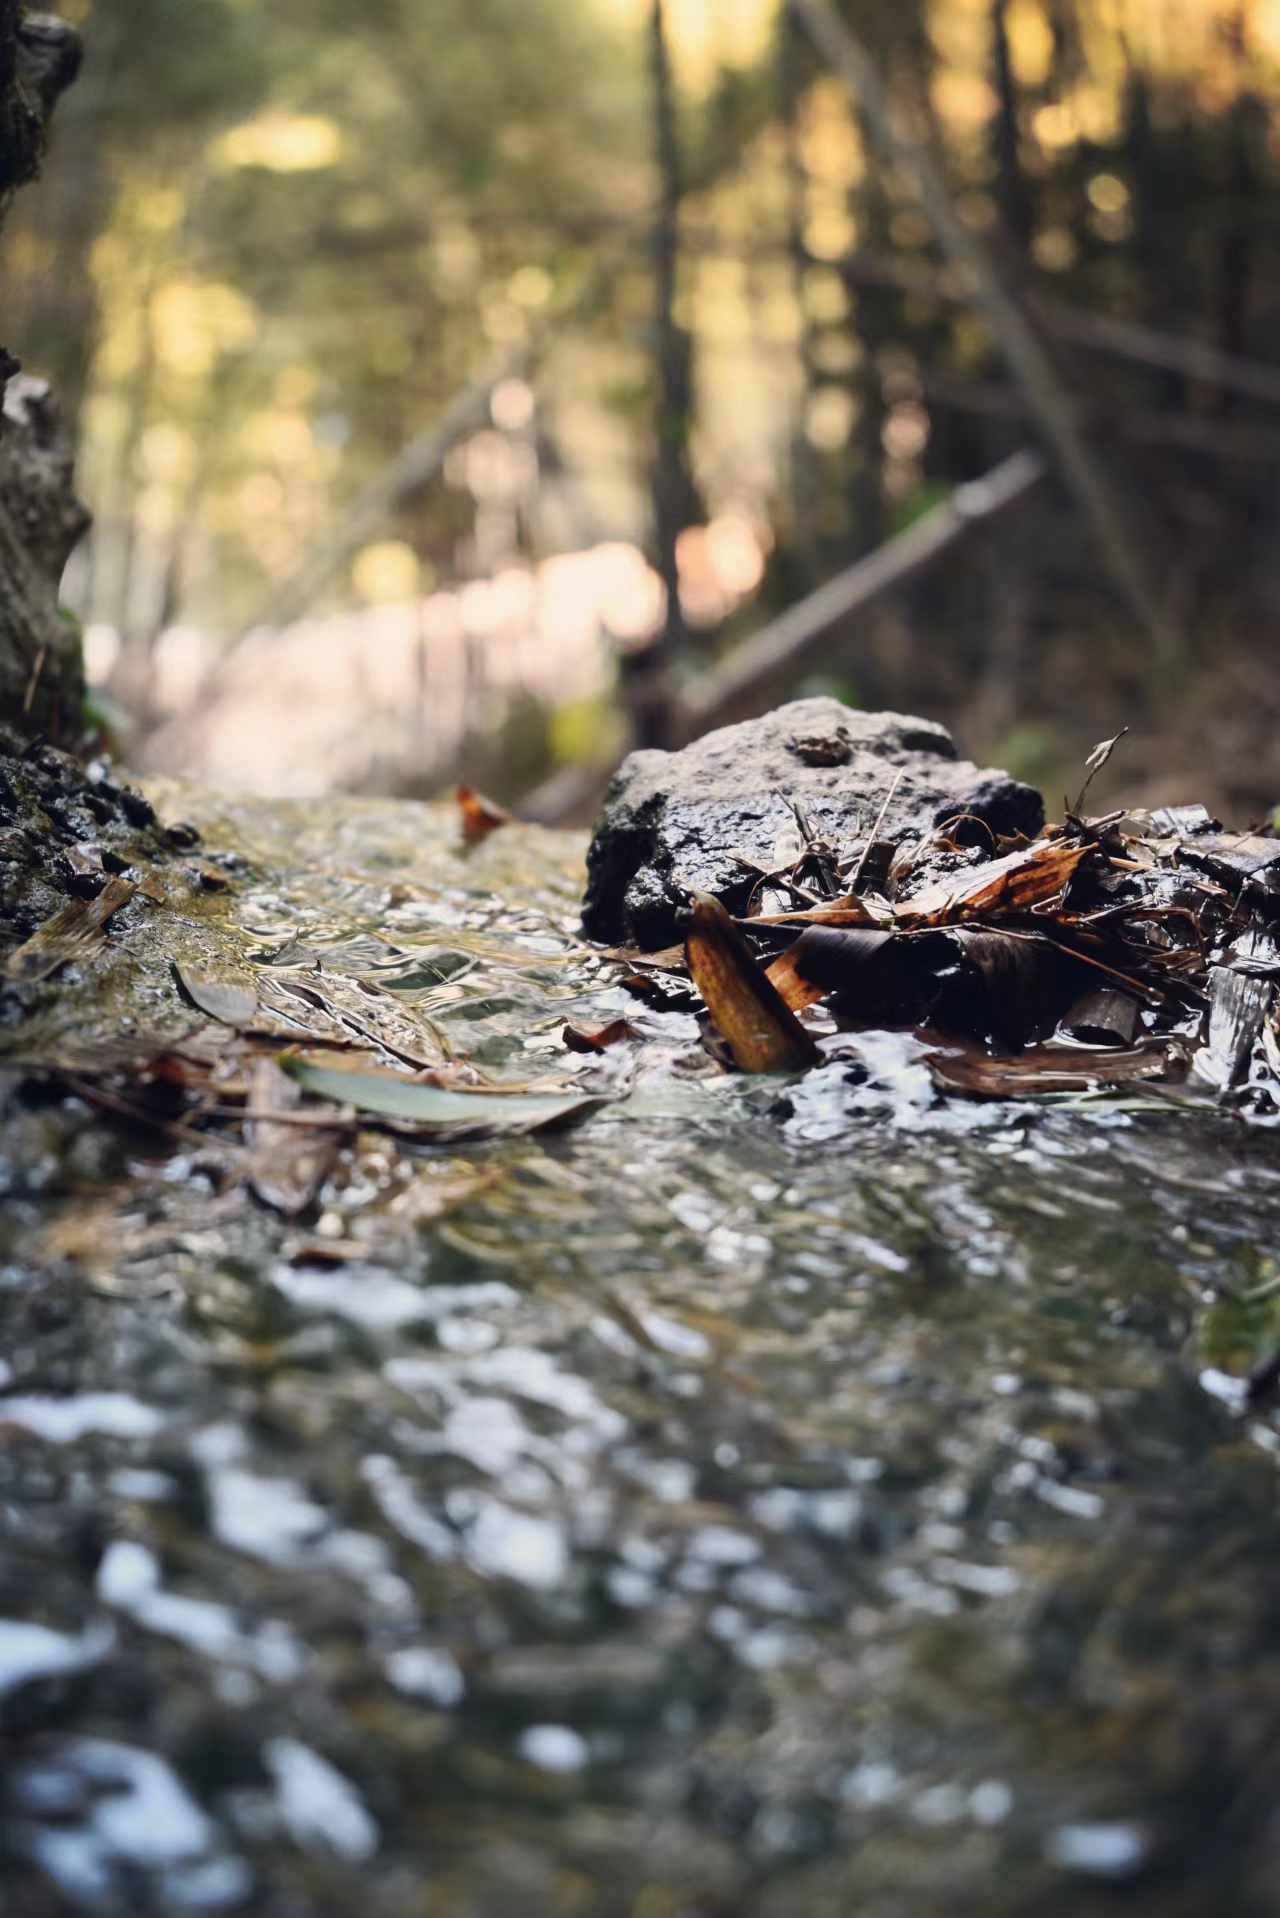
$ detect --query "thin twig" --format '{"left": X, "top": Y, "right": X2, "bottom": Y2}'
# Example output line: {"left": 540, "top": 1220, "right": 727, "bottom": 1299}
{"left": 850, "top": 768, "right": 905, "bottom": 893}
{"left": 61, "top": 1076, "right": 235, "bottom": 1151}
{"left": 205, "top": 1103, "right": 357, "bottom": 1130}
{"left": 22, "top": 646, "right": 46, "bottom": 715}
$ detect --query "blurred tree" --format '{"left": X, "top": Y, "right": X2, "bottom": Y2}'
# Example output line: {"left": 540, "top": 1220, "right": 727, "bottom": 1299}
{"left": 632, "top": 0, "right": 702, "bottom": 746}
{"left": 1, "top": 0, "right": 87, "bottom": 744}
{"left": 7, "top": 0, "right": 1280, "bottom": 811}
{"left": 28, "top": 0, "right": 646, "bottom": 658}
{"left": 5, "top": 0, "right": 260, "bottom": 418}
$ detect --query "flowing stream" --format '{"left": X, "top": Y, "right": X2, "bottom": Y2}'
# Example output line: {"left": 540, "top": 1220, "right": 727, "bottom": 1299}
{"left": 3, "top": 789, "right": 1280, "bottom": 1917}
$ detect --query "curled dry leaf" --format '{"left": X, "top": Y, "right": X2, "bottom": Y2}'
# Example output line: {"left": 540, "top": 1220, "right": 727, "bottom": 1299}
{"left": 6, "top": 874, "right": 136, "bottom": 984}
{"left": 457, "top": 785, "right": 513, "bottom": 844}
{"left": 765, "top": 927, "right": 894, "bottom": 1016}
{"left": 761, "top": 956, "right": 825, "bottom": 1014}
{"left": 893, "top": 839, "right": 1088, "bottom": 929}
{"left": 742, "top": 894, "right": 888, "bottom": 930}
{"left": 175, "top": 961, "right": 259, "bottom": 1028}
{"left": 684, "top": 894, "right": 821, "bottom": 1074}
{"left": 597, "top": 943, "right": 689, "bottom": 972}
{"left": 563, "top": 1018, "right": 639, "bottom": 1054}
{"left": 1084, "top": 726, "right": 1130, "bottom": 775}
{"left": 925, "top": 1035, "right": 1169, "bottom": 1098}
{"left": 766, "top": 926, "right": 894, "bottom": 1016}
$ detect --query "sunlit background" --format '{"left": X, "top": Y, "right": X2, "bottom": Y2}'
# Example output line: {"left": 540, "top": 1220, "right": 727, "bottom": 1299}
{"left": 7, "top": 0, "right": 1280, "bottom": 815}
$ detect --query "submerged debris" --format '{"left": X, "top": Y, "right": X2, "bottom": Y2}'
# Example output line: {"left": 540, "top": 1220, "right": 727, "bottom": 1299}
{"left": 57, "top": 960, "right": 610, "bottom": 1185}
{"left": 174, "top": 960, "right": 259, "bottom": 1027}
{"left": 281, "top": 1058, "right": 602, "bottom": 1137}
{"left": 11, "top": 851, "right": 612, "bottom": 1222}
{"left": 246, "top": 1055, "right": 340, "bottom": 1216}
{"left": 562, "top": 1018, "right": 639, "bottom": 1054}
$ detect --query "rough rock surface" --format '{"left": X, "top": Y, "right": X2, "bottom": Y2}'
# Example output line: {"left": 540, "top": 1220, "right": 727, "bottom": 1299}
{"left": 0, "top": 372, "right": 88, "bottom": 746}
{"left": 1, "top": 2, "right": 86, "bottom": 750}
{"left": 581, "top": 697, "right": 1044, "bottom": 948}
{"left": 0, "top": 721, "right": 197, "bottom": 1022}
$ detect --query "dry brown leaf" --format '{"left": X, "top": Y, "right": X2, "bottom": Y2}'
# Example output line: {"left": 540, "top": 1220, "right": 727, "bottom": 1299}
{"left": 563, "top": 1018, "right": 639, "bottom": 1054}
{"left": 685, "top": 894, "right": 821, "bottom": 1073}
{"left": 763, "top": 948, "right": 829, "bottom": 1014}
{"left": 765, "top": 926, "right": 895, "bottom": 1017}
{"left": 457, "top": 785, "right": 513, "bottom": 843}
{"left": 924, "top": 1035, "right": 1171, "bottom": 1098}
{"left": 6, "top": 874, "right": 136, "bottom": 983}
{"left": 597, "top": 943, "right": 689, "bottom": 972}
{"left": 175, "top": 962, "right": 259, "bottom": 1028}
{"left": 894, "top": 840, "right": 1089, "bottom": 930}
{"left": 743, "top": 894, "right": 888, "bottom": 929}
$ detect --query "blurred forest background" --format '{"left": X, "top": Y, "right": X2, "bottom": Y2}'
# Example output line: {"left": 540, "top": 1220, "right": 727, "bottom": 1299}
{"left": 6, "top": 0, "right": 1280, "bottom": 820}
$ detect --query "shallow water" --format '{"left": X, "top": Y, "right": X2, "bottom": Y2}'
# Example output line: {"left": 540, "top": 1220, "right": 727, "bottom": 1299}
{"left": 3, "top": 790, "right": 1280, "bottom": 1917}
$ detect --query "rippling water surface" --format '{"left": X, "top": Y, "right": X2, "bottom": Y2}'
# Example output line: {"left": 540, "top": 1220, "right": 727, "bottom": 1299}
{"left": 3, "top": 791, "right": 1280, "bottom": 1917}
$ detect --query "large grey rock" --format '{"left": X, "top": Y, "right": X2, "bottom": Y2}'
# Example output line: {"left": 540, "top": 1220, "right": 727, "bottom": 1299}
{"left": 581, "top": 698, "right": 1044, "bottom": 949}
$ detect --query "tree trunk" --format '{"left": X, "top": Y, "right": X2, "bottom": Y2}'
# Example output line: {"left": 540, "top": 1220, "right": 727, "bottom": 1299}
{"left": 0, "top": 1, "right": 87, "bottom": 746}
{"left": 628, "top": 0, "right": 703, "bottom": 750}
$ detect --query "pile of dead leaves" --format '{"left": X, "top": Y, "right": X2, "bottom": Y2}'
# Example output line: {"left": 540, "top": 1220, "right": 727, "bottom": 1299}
{"left": 618, "top": 737, "right": 1280, "bottom": 1111}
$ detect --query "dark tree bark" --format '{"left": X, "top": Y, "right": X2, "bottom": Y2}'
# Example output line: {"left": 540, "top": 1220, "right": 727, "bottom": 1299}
{"left": 0, "top": 2, "right": 86, "bottom": 744}
{"left": 780, "top": 8, "right": 823, "bottom": 597}
{"left": 0, "top": 4, "right": 80, "bottom": 206}
{"left": 990, "top": 0, "right": 1032, "bottom": 256}
{"left": 0, "top": 371, "right": 89, "bottom": 737}
{"left": 627, "top": 0, "right": 703, "bottom": 750}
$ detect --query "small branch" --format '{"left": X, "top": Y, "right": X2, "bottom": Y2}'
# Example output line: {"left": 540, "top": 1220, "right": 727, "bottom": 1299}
{"left": 679, "top": 447, "right": 1046, "bottom": 733}
{"left": 850, "top": 769, "right": 905, "bottom": 893}
{"left": 22, "top": 643, "right": 45, "bottom": 713}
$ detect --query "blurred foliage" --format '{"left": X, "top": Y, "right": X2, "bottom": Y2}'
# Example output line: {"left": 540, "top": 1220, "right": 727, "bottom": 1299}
{"left": 5, "top": 0, "right": 1280, "bottom": 810}
{"left": 989, "top": 721, "right": 1067, "bottom": 793}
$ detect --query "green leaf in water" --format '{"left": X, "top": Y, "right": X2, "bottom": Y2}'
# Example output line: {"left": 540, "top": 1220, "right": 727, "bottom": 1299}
{"left": 281, "top": 1058, "right": 602, "bottom": 1136}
